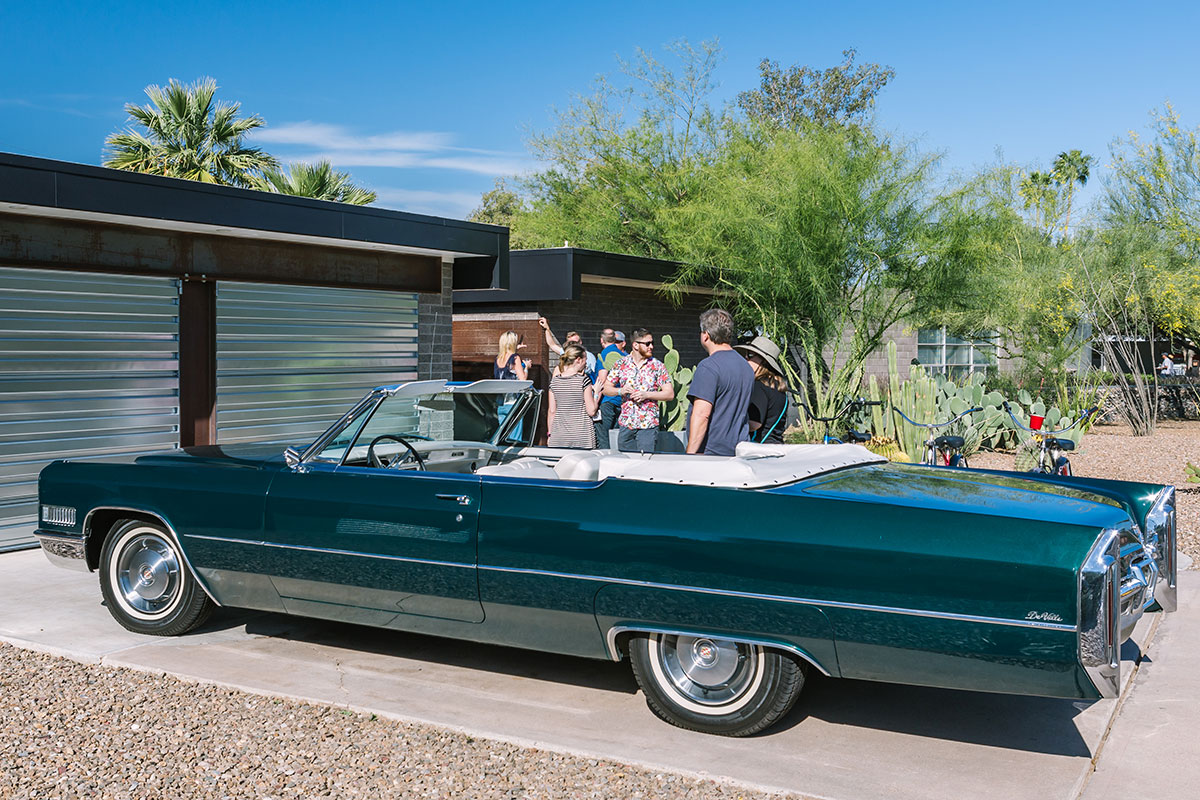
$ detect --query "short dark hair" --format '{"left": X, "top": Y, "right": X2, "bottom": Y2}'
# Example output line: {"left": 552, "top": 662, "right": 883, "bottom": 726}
{"left": 600, "top": 329, "right": 616, "bottom": 345}
{"left": 631, "top": 328, "right": 650, "bottom": 342}
{"left": 699, "top": 309, "right": 736, "bottom": 345}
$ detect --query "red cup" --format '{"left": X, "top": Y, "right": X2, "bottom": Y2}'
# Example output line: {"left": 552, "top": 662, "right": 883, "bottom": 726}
{"left": 1028, "top": 414, "right": 1044, "bottom": 430}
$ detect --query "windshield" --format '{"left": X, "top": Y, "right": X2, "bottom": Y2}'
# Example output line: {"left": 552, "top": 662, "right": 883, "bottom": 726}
{"left": 308, "top": 388, "right": 534, "bottom": 465}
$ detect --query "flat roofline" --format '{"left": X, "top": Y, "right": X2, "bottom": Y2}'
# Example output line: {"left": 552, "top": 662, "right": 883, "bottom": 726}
{"left": 0, "top": 151, "right": 508, "bottom": 267}
{"left": 453, "top": 246, "right": 711, "bottom": 304}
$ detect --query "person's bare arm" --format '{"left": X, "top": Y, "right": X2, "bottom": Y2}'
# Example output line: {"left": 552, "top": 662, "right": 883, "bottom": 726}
{"left": 539, "top": 317, "right": 563, "bottom": 355}
{"left": 546, "top": 388, "right": 557, "bottom": 436}
{"left": 687, "top": 398, "right": 713, "bottom": 454}
{"left": 583, "top": 381, "right": 599, "bottom": 416}
{"left": 513, "top": 357, "right": 528, "bottom": 381}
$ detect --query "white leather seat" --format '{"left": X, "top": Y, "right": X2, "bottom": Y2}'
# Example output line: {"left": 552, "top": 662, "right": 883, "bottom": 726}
{"left": 476, "top": 457, "right": 558, "bottom": 479}
{"left": 552, "top": 451, "right": 617, "bottom": 481}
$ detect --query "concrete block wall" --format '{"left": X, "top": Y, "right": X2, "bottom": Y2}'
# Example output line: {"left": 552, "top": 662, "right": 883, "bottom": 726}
{"left": 417, "top": 259, "right": 454, "bottom": 380}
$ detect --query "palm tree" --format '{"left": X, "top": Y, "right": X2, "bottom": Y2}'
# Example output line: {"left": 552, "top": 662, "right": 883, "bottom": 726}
{"left": 1052, "top": 149, "right": 1094, "bottom": 239}
{"left": 254, "top": 161, "right": 377, "bottom": 205}
{"left": 104, "top": 77, "right": 277, "bottom": 187}
{"left": 1019, "top": 170, "right": 1056, "bottom": 234}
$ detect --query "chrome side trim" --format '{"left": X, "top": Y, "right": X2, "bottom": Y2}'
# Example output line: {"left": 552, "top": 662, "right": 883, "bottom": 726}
{"left": 480, "top": 564, "right": 1078, "bottom": 632}
{"left": 1079, "top": 529, "right": 1121, "bottom": 698}
{"left": 183, "top": 534, "right": 477, "bottom": 570}
{"left": 34, "top": 532, "right": 89, "bottom": 572}
{"left": 603, "top": 625, "right": 833, "bottom": 676}
{"left": 82, "top": 507, "right": 222, "bottom": 607}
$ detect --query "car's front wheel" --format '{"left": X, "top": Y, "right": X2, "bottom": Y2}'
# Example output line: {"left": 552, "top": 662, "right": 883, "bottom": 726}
{"left": 99, "top": 519, "right": 213, "bottom": 636}
{"left": 628, "top": 633, "right": 806, "bottom": 736}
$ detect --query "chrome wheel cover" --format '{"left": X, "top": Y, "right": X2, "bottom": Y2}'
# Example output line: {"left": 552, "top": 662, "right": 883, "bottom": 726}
{"left": 111, "top": 529, "right": 183, "bottom": 620}
{"left": 648, "top": 634, "right": 765, "bottom": 714}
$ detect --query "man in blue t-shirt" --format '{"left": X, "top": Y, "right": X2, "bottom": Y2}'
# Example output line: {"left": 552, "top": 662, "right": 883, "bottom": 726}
{"left": 687, "top": 309, "right": 754, "bottom": 456}
{"left": 593, "top": 327, "right": 626, "bottom": 448}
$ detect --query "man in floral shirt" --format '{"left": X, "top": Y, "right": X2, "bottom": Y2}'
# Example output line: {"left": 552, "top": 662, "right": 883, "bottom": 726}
{"left": 602, "top": 328, "right": 675, "bottom": 453}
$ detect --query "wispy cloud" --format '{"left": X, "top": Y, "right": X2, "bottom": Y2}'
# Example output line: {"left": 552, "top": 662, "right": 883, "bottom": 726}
{"left": 252, "top": 122, "right": 531, "bottom": 176}
{"left": 0, "top": 97, "right": 96, "bottom": 118}
{"left": 373, "top": 187, "right": 483, "bottom": 218}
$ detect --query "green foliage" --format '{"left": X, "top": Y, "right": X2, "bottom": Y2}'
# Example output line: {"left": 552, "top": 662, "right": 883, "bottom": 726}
{"left": 664, "top": 124, "right": 985, "bottom": 420}
{"left": 1186, "top": 462, "right": 1200, "bottom": 484}
{"left": 254, "top": 160, "right": 376, "bottom": 205}
{"left": 516, "top": 40, "right": 723, "bottom": 258}
{"left": 104, "top": 77, "right": 278, "bottom": 187}
{"left": 735, "top": 49, "right": 895, "bottom": 129}
{"left": 657, "top": 334, "right": 693, "bottom": 431}
{"left": 467, "top": 179, "right": 538, "bottom": 247}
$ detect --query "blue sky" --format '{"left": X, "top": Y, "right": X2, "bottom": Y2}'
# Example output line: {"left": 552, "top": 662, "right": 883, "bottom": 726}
{"left": 2, "top": 1, "right": 1197, "bottom": 219}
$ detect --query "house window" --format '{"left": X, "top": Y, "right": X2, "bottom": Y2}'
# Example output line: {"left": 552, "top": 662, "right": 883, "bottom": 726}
{"left": 916, "top": 328, "right": 996, "bottom": 378}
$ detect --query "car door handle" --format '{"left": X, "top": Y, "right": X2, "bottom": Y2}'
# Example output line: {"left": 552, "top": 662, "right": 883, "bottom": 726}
{"left": 435, "top": 494, "right": 473, "bottom": 507}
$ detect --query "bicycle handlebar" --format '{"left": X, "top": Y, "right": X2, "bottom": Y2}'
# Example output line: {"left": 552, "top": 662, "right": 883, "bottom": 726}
{"left": 892, "top": 406, "right": 983, "bottom": 430}
{"left": 791, "top": 395, "right": 881, "bottom": 423}
{"left": 1001, "top": 402, "right": 1098, "bottom": 435}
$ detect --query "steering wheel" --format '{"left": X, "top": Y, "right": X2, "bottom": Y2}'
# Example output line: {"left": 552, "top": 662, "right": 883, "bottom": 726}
{"left": 367, "top": 434, "right": 426, "bottom": 471}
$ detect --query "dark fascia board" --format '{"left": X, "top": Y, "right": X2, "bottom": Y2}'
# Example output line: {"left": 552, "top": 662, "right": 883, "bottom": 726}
{"left": 453, "top": 247, "right": 681, "bottom": 304}
{"left": 0, "top": 151, "right": 509, "bottom": 288}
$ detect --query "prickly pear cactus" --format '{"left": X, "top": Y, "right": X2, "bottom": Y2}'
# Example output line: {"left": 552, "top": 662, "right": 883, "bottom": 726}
{"left": 658, "top": 334, "right": 693, "bottom": 432}
{"left": 1186, "top": 462, "right": 1199, "bottom": 484}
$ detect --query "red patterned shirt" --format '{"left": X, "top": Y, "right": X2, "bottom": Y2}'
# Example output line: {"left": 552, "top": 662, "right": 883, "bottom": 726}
{"left": 608, "top": 355, "right": 670, "bottom": 430}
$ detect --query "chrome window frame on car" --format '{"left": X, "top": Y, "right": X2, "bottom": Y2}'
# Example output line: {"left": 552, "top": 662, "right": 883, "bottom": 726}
{"left": 288, "top": 380, "right": 539, "bottom": 469}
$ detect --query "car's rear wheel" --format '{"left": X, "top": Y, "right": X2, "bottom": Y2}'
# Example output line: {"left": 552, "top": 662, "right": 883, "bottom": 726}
{"left": 628, "top": 633, "right": 806, "bottom": 736}
{"left": 99, "top": 519, "right": 213, "bottom": 636}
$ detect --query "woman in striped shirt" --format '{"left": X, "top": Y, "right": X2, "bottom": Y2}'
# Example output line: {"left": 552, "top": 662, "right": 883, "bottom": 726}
{"left": 548, "top": 343, "right": 598, "bottom": 449}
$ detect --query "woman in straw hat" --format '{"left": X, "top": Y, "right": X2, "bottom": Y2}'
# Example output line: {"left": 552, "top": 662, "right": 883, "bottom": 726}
{"left": 734, "top": 335, "right": 789, "bottom": 444}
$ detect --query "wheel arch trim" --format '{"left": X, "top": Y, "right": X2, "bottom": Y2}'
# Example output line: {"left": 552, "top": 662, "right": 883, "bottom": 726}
{"left": 604, "top": 625, "right": 832, "bottom": 676}
{"left": 84, "top": 506, "right": 222, "bottom": 608}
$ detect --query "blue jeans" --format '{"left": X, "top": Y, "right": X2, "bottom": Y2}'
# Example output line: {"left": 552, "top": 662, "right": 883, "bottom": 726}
{"left": 595, "top": 401, "right": 620, "bottom": 449}
{"left": 618, "top": 426, "right": 658, "bottom": 453}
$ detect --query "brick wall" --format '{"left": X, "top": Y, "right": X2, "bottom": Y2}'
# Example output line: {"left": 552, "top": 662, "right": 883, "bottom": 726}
{"left": 455, "top": 282, "right": 712, "bottom": 370}
{"left": 417, "top": 259, "right": 453, "bottom": 380}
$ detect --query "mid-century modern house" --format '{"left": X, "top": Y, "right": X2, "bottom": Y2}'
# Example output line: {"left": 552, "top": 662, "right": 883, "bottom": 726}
{"left": 0, "top": 152, "right": 508, "bottom": 551}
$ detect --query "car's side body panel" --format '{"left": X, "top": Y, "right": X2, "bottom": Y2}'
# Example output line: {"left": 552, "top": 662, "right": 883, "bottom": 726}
{"left": 35, "top": 436, "right": 1168, "bottom": 705}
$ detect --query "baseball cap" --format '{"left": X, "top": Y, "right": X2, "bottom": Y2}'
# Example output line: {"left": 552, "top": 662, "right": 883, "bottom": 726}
{"left": 615, "top": 330, "right": 626, "bottom": 342}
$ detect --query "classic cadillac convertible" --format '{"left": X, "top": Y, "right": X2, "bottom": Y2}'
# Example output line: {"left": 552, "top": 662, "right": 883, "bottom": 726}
{"left": 36, "top": 380, "right": 1177, "bottom": 736}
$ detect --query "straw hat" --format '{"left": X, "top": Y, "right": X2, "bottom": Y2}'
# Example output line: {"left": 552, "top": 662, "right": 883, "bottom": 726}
{"left": 734, "top": 335, "right": 785, "bottom": 376}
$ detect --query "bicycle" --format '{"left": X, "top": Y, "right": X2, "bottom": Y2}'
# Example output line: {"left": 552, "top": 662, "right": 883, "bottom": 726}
{"left": 1002, "top": 402, "right": 1097, "bottom": 476}
{"left": 792, "top": 395, "right": 880, "bottom": 444}
{"left": 892, "top": 406, "right": 982, "bottom": 467}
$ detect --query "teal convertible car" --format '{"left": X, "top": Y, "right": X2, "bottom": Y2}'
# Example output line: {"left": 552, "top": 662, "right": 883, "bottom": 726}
{"left": 35, "top": 380, "right": 1177, "bottom": 736}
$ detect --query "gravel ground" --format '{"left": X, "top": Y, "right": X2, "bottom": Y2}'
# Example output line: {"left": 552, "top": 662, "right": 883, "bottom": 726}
{"left": 969, "top": 419, "right": 1200, "bottom": 564}
{"left": 0, "top": 644, "right": 795, "bottom": 800}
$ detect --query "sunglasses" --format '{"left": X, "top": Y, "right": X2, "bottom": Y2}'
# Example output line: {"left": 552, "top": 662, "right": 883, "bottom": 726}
{"left": 634, "top": 339, "right": 653, "bottom": 346}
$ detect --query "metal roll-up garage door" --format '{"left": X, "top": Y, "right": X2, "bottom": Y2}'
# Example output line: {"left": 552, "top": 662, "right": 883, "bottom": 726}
{"left": 215, "top": 282, "right": 419, "bottom": 446}
{"left": 0, "top": 268, "right": 180, "bottom": 552}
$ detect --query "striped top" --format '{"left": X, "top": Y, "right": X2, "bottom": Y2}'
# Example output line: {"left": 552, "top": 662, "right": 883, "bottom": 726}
{"left": 548, "top": 373, "right": 597, "bottom": 449}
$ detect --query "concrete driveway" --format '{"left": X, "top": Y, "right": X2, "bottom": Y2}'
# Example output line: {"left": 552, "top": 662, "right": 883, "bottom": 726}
{"left": 1, "top": 547, "right": 1193, "bottom": 800}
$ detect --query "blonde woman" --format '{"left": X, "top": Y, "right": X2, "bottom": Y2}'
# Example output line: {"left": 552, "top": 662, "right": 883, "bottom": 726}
{"left": 494, "top": 330, "right": 528, "bottom": 380}
{"left": 547, "top": 343, "right": 598, "bottom": 449}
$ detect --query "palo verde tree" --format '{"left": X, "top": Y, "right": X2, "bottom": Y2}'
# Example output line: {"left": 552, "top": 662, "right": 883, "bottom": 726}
{"left": 662, "top": 124, "right": 987, "bottom": 415}
{"left": 736, "top": 48, "right": 895, "bottom": 129}
{"left": 104, "top": 77, "right": 277, "bottom": 187}
{"left": 514, "top": 39, "right": 724, "bottom": 258}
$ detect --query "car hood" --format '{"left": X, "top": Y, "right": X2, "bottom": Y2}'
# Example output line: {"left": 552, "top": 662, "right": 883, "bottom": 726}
{"left": 785, "top": 462, "right": 1133, "bottom": 530}
{"left": 133, "top": 444, "right": 289, "bottom": 470}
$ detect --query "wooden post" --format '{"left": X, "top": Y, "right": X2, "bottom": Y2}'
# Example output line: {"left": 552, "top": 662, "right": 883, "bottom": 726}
{"left": 179, "top": 278, "right": 217, "bottom": 447}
